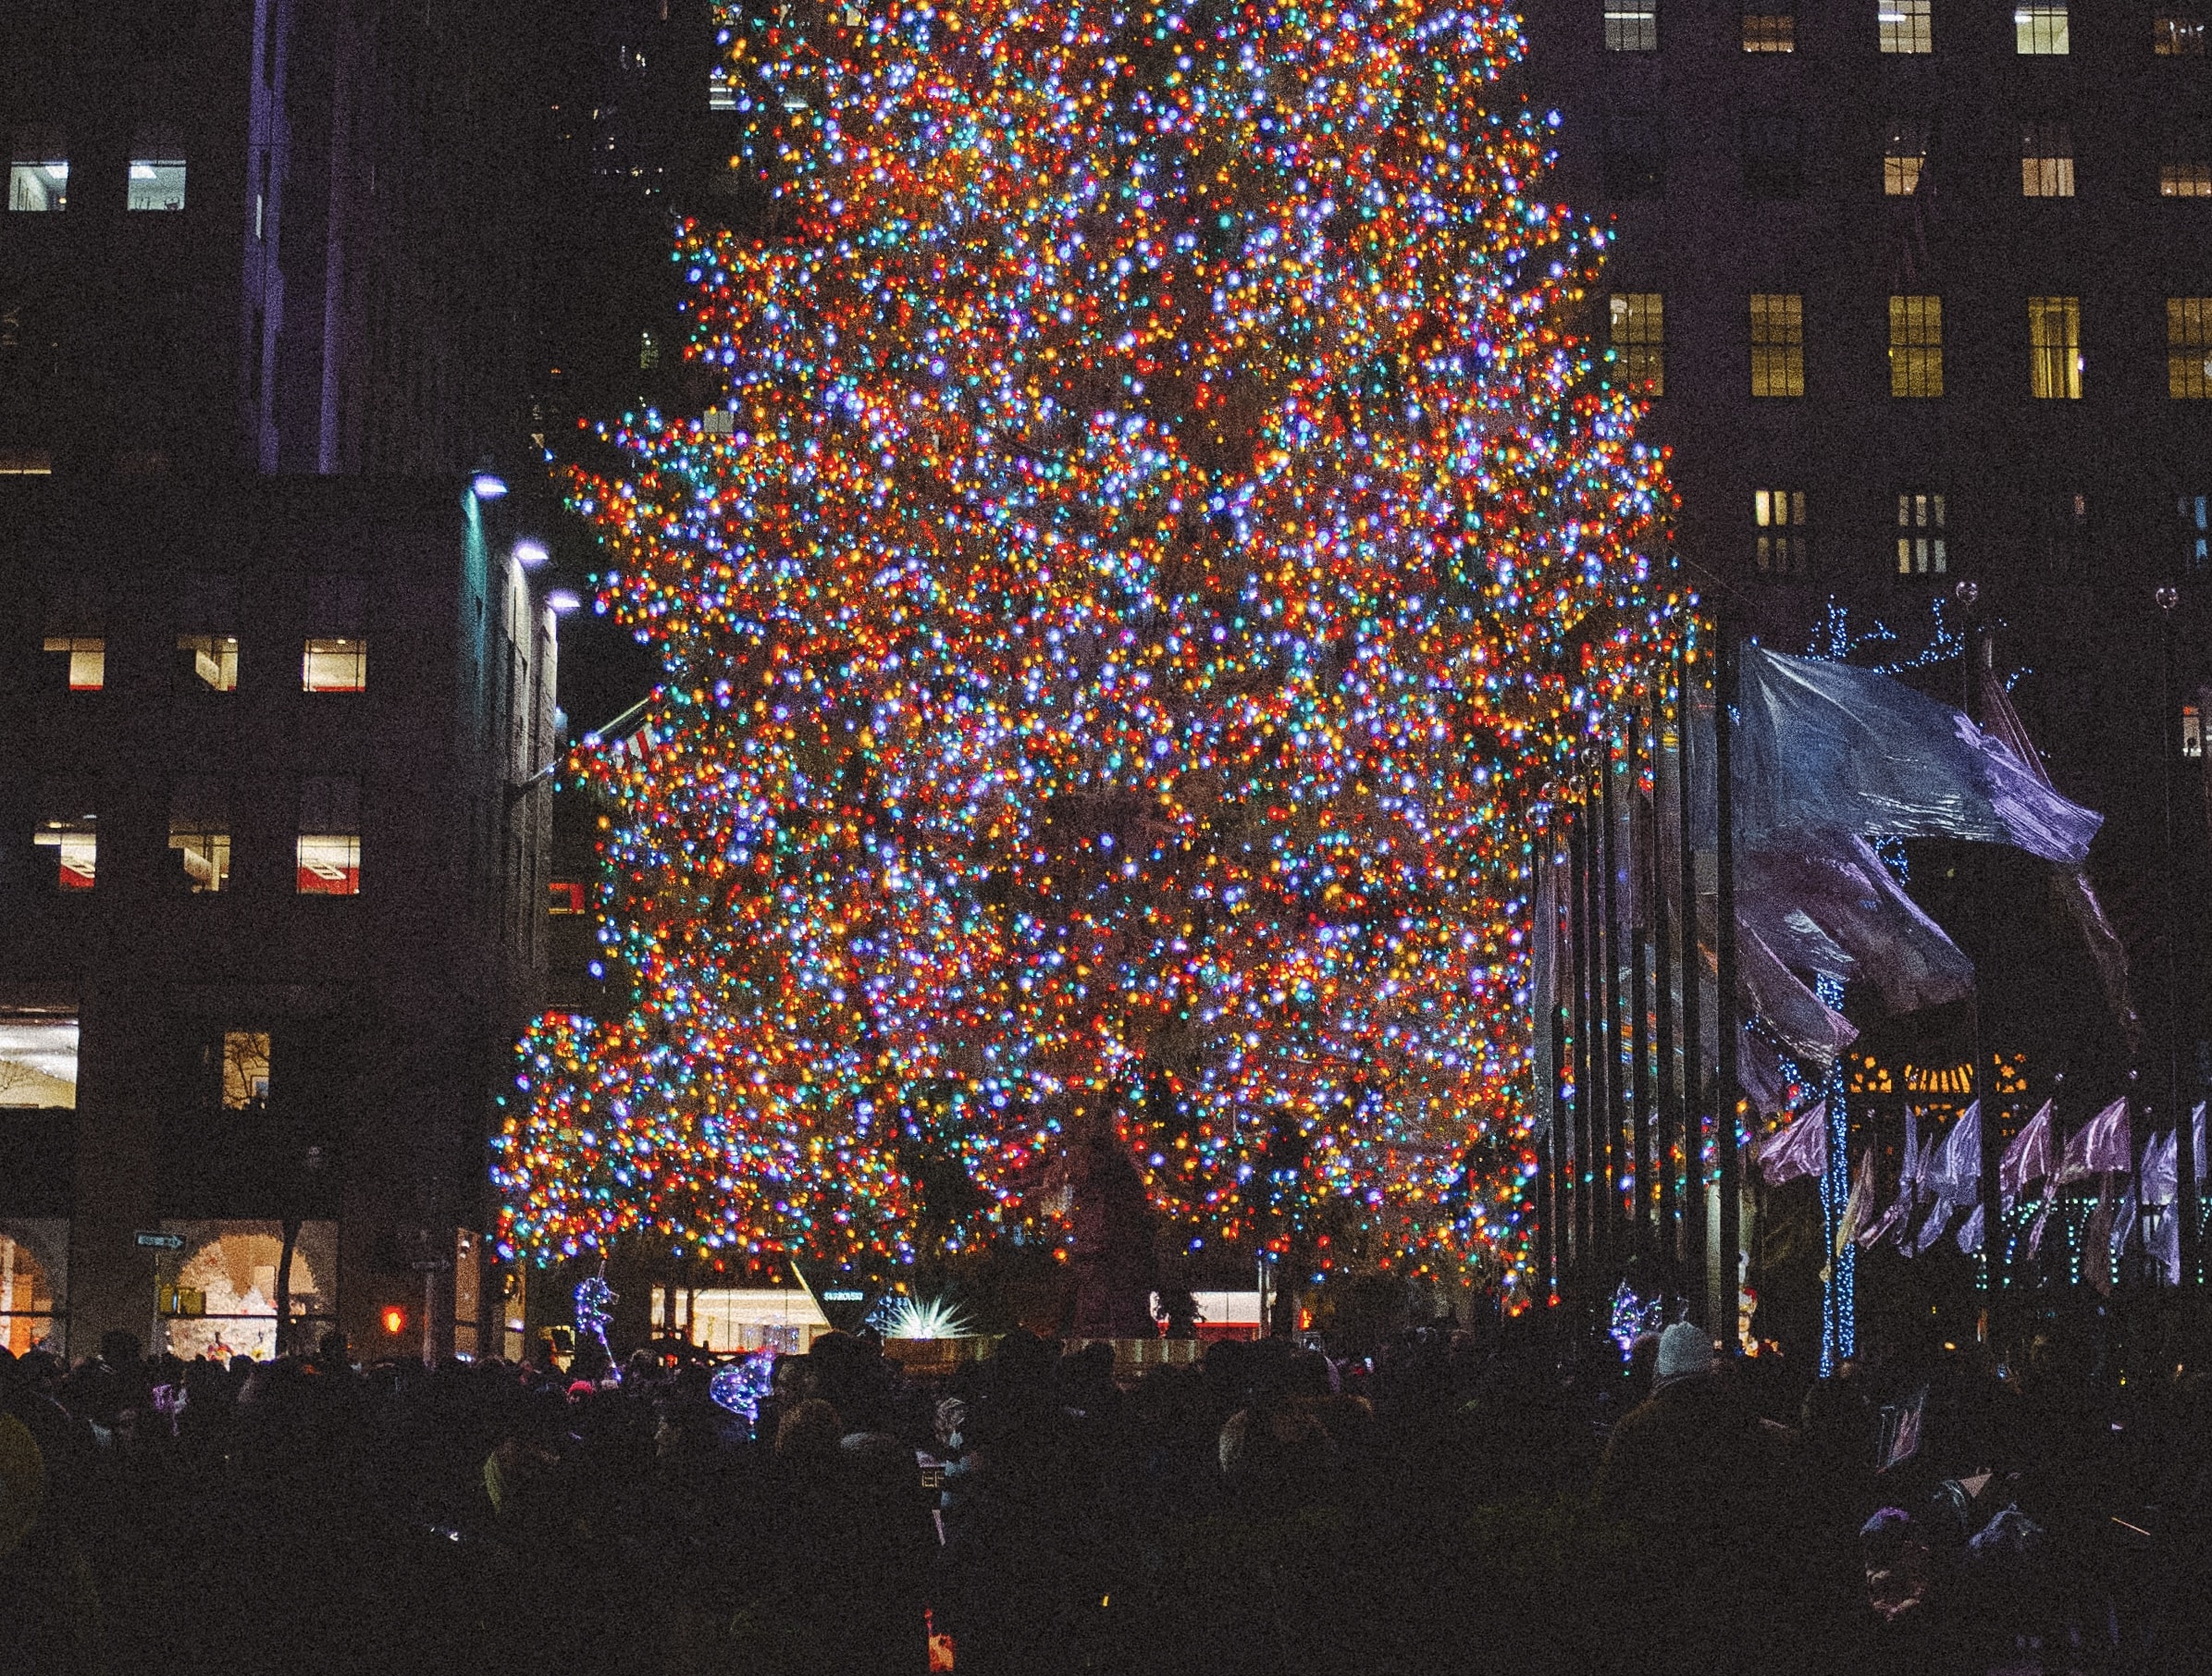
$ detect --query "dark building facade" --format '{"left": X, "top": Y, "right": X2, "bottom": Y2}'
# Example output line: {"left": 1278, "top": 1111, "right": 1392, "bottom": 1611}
{"left": 1520, "top": 1, "right": 2212, "bottom": 1095}
{"left": 0, "top": 3, "right": 568, "bottom": 1360}
{"left": 1, "top": 479, "right": 559, "bottom": 1361}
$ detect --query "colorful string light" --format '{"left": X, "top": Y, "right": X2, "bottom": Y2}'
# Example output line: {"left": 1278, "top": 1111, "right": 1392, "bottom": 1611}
{"left": 495, "top": 0, "right": 1677, "bottom": 1289}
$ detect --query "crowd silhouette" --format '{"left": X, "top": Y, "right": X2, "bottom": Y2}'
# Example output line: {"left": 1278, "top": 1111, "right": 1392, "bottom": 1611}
{"left": 5, "top": 1297, "right": 2210, "bottom": 1675}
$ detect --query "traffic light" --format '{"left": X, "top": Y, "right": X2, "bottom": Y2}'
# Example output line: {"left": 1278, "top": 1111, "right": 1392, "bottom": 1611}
{"left": 380, "top": 1305, "right": 407, "bottom": 1336}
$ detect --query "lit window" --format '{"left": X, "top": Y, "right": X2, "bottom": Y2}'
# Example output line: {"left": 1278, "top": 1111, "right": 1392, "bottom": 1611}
{"left": 303, "top": 638, "right": 367, "bottom": 691}
{"left": 2028, "top": 296, "right": 2082, "bottom": 400}
{"left": 1885, "top": 118, "right": 1928, "bottom": 195}
{"left": 1741, "top": 113, "right": 1804, "bottom": 199}
{"left": 1608, "top": 293, "right": 1665, "bottom": 396}
{"left": 127, "top": 125, "right": 186, "bottom": 211}
{"left": 0, "top": 1220, "right": 67, "bottom": 1356}
{"left": 2180, "top": 494, "right": 2210, "bottom": 569}
{"left": 1744, "top": 10, "right": 1794, "bottom": 50}
{"left": 42, "top": 635, "right": 105, "bottom": 691}
{"left": 550, "top": 881, "right": 587, "bottom": 915}
{"left": 640, "top": 329, "right": 661, "bottom": 371}
{"left": 2156, "top": 14, "right": 2206, "bottom": 53}
{"left": 1606, "top": 0, "right": 1660, "bottom": 51}
{"left": 1749, "top": 294, "right": 1805, "bottom": 397}
{"left": 1879, "top": 0, "right": 1933, "bottom": 52}
{"left": 2186, "top": 704, "right": 2204, "bottom": 758}
{"left": 2021, "top": 121, "right": 2075, "bottom": 197}
{"left": 0, "top": 1014, "right": 78, "bottom": 1109}
{"left": 0, "top": 449, "right": 53, "bottom": 474}
{"left": 2173, "top": 300, "right": 2212, "bottom": 399}
{"left": 710, "top": 66, "right": 738, "bottom": 111}
{"left": 221, "top": 1031, "right": 271, "bottom": 1108}
{"left": 179, "top": 635, "right": 239, "bottom": 691}
{"left": 297, "top": 777, "right": 360, "bottom": 896}
{"left": 1602, "top": 109, "right": 1665, "bottom": 200}
{"left": 169, "top": 778, "right": 230, "bottom": 893}
{"left": 2163, "top": 126, "right": 2211, "bottom": 195}
{"left": 1896, "top": 492, "right": 1947, "bottom": 574}
{"left": 8, "top": 132, "right": 67, "bottom": 212}
{"left": 1754, "top": 489, "right": 1808, "bottom": 574}
{"left": 1889, "top": 296, "right": 1944, "bottom": 396}
{"left": 33, "top": 801, "right": 95, "bottom": 891}
{"left": 2016, "top": 4, "right": 2069, "bottom": 53}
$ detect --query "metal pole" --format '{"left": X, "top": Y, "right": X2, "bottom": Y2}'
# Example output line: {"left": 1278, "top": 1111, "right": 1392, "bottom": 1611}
{"left": 1678, "top": 634, "right": 1707, "bottom": 1326}
{"left": 1549, "top": 992, "right": 1568, "bottom": 1300}
{"left": 1650, "top": 696, "right": 1678, "bottom": 1303}
{"left": 1570, "top": 807, "right": 1593, "bottom": 1273}
{"left": 1714, "top": 622, "right": 1741, "bottom": 1344}
{"left": 2161, "top": 585, "right": 2200, "bottom": 1285}
{"left": 1600, "top": 751, "right": 1624, "bottom": 1269}
{"left": 1629, "top": 719, "right": 1653, "bottom": 1269}
{"left": 1959, "top": 590, "right": 1997, "bottom": 1304}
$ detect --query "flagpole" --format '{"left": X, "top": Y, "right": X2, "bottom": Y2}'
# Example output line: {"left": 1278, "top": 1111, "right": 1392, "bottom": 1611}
{"left": 1678, "top": 633, "right": 1707, "bottom": 1328}
{"left": 1714, "top": 620, "right": 1742, "bottom": 1344}
{"left": 1600, "top": 749, "right": 1623, "bottom": 1271}
{"left": 1650, "top": 693, "right": 1679, "bottom": 1308}
{"left": 1628, "top": 718, "right": 1653, "bottom": 1271}
{"left": 1958, "top": 584, "right": 1999, "bottom": 1311}
{"left": 2159, "top": 584, "right": 2200, "bottom": 1287}
{"left": 1571, "top": 797, "right": 1593, "bottom": 1277}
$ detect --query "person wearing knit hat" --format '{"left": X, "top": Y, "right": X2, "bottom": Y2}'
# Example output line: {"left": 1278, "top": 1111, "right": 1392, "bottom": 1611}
{"left": 1654, "top": 1321, "right": 1718, "bottom": 1388}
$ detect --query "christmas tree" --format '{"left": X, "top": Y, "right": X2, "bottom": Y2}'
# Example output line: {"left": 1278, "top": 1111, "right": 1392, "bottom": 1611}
{"left": 496, "top": 0, "right": 1674, "bottom": 1294}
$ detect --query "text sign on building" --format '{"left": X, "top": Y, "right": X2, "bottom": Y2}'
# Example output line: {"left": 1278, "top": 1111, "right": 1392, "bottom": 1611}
{"left": 134, "top": 1231, "right": 185, "bottom": 1251}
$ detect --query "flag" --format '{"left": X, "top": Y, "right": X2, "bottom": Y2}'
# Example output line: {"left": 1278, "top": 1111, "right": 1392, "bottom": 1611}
{"left": 2058, "top": 1099, "right": 2132, "bottom": 1185}
{"left": 1956, "top": 1202, "right": 1986, "bottom": 1255}
{"left": 2084, "top": 1178, "right": 2119, "bottom": 1297}
{"left": 2000, "top": 1101, "right": 2056, "bottom": 1199}
{"left": 1924, "top": 1103, "right": 1983, "bottom": 1203}
{"left": 1760, "top": 1101, "right": 1829, "bottom": 1185}
{"left": 2110, "top": 1187, "right": 2139, "bottom": 1266}
{"left": 2196, "top": 1103, "right": 2206, "bottom": 1186}
{"left": 1860, "top": 1114, "right": 1923, "bottom": 1249}
{"left": 1730, "top": 647, "right": 2102, "bottom": 865}
{"left": 1909, "top": 1197, "right": 1955, "bottom": 1257}
{"left": 2143, "top": 1130, "right": 2177, "bottom": 1207}
{"left": 1737, "top": 838, "right": 1974, "bottom": 1014}
{"left": 1836, "top": 1144, "right": 1879, "bottom": 1255}
{"left": 1738, "top": 926, "right": 1858, "bottom": 1071}
{"left": 1978, "top": 665, "right": 2141, "bottom": 1055}
{"left": 2026, "top": 1195, "right": 2054, "bottom": 1258}
{"left": 2153, "top": 1203, "right": 2182, "bottom": 1286}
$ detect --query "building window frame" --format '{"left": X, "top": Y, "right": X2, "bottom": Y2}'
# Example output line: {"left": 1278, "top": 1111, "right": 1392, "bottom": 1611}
{"left": 1608, "top": 292, "right": 1666, "bottom": 396}
{"left": 2015, "top": 3, "right": 2070, "bottom": 54}
{"left": 1896, "top": 490, "right": 1948, "bottom": 575}
{"left": 1755, "top": 488, "right": 1809, "bottom": 574}
{"left": 1749, "top": 293, "right": 1806, "bottom": 397}
{"left": 2027, "top": 295, "right": 2083, "bottom": 400}
{"left": 1605, "top": 0, "right": 1661, "bottom": 52}
{"left": 1879, "top": 0, "right": 1934, "bottom": 54}
{"left": 1889, "top": 295, "right": 1945, "bottom": 397}
{"left": 2020, "top": 120, "right": 2076, "bottom": 198}
{"left": 2171, "top": 298, "right": 2212, "bottom": 399}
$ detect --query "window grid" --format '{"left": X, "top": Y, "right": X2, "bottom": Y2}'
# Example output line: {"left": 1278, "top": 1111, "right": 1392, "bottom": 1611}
{"left": 1606, "top": 1, "right": 1660, "bottom": 51}
{"left": 2155, "top": 15, "right": 2206, "bottom": 54}
{"left": 2165, "top": 149, "right": 2212, "bottom": 196}
{"left": 1888, "top": 296, "right": 1944, "bottom": 398}
{"left": 2028, "top": 296, "right": 2082, "bottom": 400}
{"left": 2172, "top": 299, "right": 2212, "bottom": 399}
{"left": 1897, "top": 492, "right": 1947, "bottom": 575}
{"left": 2015, "top": 4, "right": 2070, "bottom": 54}
{"left": 1743, "top": 11, "right": 1795, "bottom": 51}
{"left": 2020, "top": 121, "right": 2075, "bottom": 197}
{"left": 1879, "top": 1, "right": 1934, "bottom": 53}
{"left": 1754, "top": 488, "right": 1809, "bottom": 574}
{"left": 1609, "top": 293, "right": 1665, "bottom": 396}
{"left": 1885, "top": 118, "right": 1928, "bottom": 195}
{"left": 1749, "top": 294, "right": 1806, "bottom": 397}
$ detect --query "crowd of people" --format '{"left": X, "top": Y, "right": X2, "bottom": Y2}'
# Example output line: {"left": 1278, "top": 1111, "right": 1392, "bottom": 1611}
{"left": 4, "top": 1296, "right": 2209, "bottom": 1675}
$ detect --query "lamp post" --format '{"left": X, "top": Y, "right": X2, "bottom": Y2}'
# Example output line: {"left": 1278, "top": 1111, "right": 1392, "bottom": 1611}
{"left": 2158, "top": 584, "right": 2200, "bottom": 1286}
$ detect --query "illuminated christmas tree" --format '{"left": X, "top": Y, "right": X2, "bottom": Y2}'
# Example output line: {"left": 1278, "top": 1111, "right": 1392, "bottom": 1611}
{"left": 496, "top": 0, "right": 1674, "bottom": 1292}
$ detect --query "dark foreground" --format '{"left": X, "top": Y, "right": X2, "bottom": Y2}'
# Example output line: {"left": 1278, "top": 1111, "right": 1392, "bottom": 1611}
{"left": 5, "top": 1308, "right": 2209, "bottom": 1676}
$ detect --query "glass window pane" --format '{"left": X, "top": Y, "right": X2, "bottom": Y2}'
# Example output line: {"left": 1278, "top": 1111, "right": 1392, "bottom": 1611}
{"left": 1879, "top": 1, "right": 1934, "bottom": 53}
{"left": 1606, "top": 1, "right": 1661, "bottom": 51}
{"left": 303, "top": 638, "right": 367, "bottom": 692}
{"left": 296, "top": 835, "right": 361, "bottom": 895}
{"left": 179, "top": 635, "right": 239, "bottom": 691}
{"left": 7, "top": 154, "right": 67, "bottom": 212}
{"left": 2015, "top": 5, "right": 2070, "bottom": 53}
